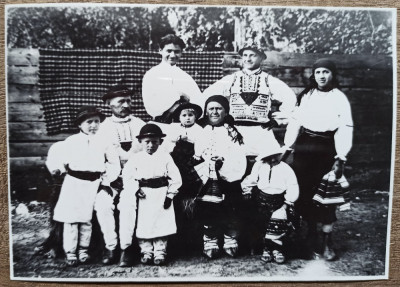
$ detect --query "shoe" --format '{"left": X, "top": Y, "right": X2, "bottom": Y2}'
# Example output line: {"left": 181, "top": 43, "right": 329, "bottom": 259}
{"left": 154, "top": 257, "right": 166, "bottom": 266}
{"left": 66, "top": 258, "right": 78, "bottom": 267}
{"left": 141, "top": 254, "right": 152, "bottom": 265}
{"left": 223, "top": 247, "right": 238, "bottom": 257}
{"left": 322, "top": 232, "right": 336, "bottom": 261}
{"left": 272, "top": 250, "right": 286, "bottom": 264}
{"left": 78, "top": 252, "right": 90, "bottom": 264}
{"left": 261, "top": 250, "right": 273, "bottom": 263}
{"left": 119, "top": 249, "right": 131, "bottom": 267}
{"left": 102, "top": 248, "right": 116, "bottom": 265}
{"left": 65, "top": 253, "right": 78, "bottom": 267}
{"left": 203, "top": 247, "right": 219, "bottom": 259}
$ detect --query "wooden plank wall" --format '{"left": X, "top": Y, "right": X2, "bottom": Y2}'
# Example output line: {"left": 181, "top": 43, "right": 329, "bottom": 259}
{"left": 7, "top": 49, "right": 394, "bottom": 193}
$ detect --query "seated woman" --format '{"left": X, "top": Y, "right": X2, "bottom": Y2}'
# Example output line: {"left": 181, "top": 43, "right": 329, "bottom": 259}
{"left": 194, "top": 95, "right": 246, "bottom": 259}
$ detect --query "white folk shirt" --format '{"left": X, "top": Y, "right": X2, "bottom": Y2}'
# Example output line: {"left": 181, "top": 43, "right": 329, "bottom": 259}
{"left": 284, "top": 88, "right": 353, "bottom": 160}
{"left": 142, "top": 62, "right": 203, "bottom": 118}
{"left": 241, "top": 161, "right": 299, "bottom": 204}
{"left": 203, "top": 68, "right": 296, "bottom": 125}
{"left": 122, "top": 149, "right": 182, "bottom": 239}
{"left": 97, "top": 115, "right": 146, "bottom": 165}
{"left": 163, "top": 123, "right": 205, "bottom": 156}
{"left": 53, "top": 132, "right": 121, "bottom": 223}
{"left": 195, "top": 124, "right": 246, "bottom": 183}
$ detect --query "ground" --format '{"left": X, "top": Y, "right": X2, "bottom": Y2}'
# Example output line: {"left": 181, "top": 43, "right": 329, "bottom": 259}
{"left": 10, "top": 187, "right": 389, "bottom": 281}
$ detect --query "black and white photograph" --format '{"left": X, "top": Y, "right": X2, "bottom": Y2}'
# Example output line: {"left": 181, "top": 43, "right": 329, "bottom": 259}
{"left": 5, "top": 3, "right": 396, "bottom": 282}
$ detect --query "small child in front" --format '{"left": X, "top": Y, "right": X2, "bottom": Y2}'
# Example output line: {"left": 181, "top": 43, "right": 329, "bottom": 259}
{"left": 52, "top": 106, "right": 120, "bottom": 266}
{"left": 241, "top": 147, "right": 299, "bottom": 264}
{"left": 122, "top": 124, "right": 182, "bottom": 265}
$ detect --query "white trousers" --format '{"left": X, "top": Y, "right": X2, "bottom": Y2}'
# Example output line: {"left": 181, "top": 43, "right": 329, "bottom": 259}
{"left": 138, "top": 237, "right": 168, "bottom": 260}
{"left": 94, "top": 189, "right": 118, "bottom": 251}
{"left": 63, "top": 222, "right": 92, "bottom": 257}
{"left": 117, "top": 188, "right": 138, "bottom": 250}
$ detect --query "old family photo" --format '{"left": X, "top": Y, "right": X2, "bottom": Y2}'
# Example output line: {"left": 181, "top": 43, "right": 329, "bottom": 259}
{"left": 6, "top": 3, "right": 396, "bottom": 282}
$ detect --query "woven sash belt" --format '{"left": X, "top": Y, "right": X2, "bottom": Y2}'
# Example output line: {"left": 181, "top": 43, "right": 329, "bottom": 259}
{"left": 138, "top": 177, "right": 169, "bottom": 188}
{"left": 67, "top": 167, "right": 102, "bottom": 181}
{"left": 303, "top": 128, "right": 336, "bottom": 139}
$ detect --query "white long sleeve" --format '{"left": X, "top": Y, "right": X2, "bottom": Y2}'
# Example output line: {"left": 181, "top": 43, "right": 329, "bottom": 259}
{"left": 45, "top": 140, "right": 67, "bottom": 173}
{"left": 241, "top": 161, "right": 262, "bottom": 195}
{"left": 142, "top": 62, "right": 203, "bottom": 118}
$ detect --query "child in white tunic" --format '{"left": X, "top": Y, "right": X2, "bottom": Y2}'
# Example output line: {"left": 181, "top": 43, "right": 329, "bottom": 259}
{"left": 122, "top": 124, "right": 182, "bottom": 265}
{"left": 241, "top": 146, "right": 299, "bottom": 264}
{"left": 52, "top": 106, "right": 120, "bottom": 266}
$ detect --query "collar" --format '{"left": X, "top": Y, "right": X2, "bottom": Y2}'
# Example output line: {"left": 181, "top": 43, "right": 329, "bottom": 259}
{"left": 242, "top": 68, "right": 262, "bottom": 76}
{"left": 159, "top": 61, "right": 179, "bottom": 70}
{"left": 111, "top": 114, "right": 132, "bottom": 123}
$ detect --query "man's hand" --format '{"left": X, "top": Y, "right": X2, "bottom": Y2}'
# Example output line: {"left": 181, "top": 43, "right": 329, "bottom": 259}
{"left": 163, "top": 197, "right": 172, "bottom": 209}
{"left": 99, "top": 185, "right": 113, "bottom": 197}
{"left": 332, "top": 158, "right": 345, "bottom": 179}
{"left": 136, "top": 189, "right": 146, "bottom": 199}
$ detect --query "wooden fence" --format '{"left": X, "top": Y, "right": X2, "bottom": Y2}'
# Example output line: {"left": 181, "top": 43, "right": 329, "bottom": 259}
{"left": 7, "top": 49, "right": 394, "bottom": 196}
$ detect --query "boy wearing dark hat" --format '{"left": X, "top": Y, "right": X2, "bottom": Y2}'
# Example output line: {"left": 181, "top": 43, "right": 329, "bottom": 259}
{"left": 51, "top": 106, "right": 121, "bottom": 266}
{"left": 142, "top": 34, "right": 203, "bottom": 122}
{"left": 121, "top": 124, "right": 182, "bottom": 266}
{"left": 241, "top": 146, "right": 299, "bottom": 264}
{"left": 94, "top": 85, "right": 145, "bottom": 265}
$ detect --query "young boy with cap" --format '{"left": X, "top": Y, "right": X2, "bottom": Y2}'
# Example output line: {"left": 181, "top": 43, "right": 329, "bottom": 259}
{"left": 241, "top": 146, "right": 299, "bottom": 264}
{"left": 122, "top": 124, "right": 182, "bottom": 265}
{"left": 51, "top": 106, "right": 121, "bottom": 266}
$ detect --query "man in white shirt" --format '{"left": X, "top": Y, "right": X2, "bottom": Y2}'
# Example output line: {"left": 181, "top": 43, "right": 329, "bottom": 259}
{"left": 94, "top": 85, "right": 145, "bottom": 266}
{"left": 142, "top": 34, "right": 203, "bottom": 123}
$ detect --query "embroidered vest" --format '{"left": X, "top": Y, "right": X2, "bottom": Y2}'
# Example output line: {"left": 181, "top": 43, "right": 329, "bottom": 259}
{"left": 227, "top": 70, "right": 272, "bottom": 123}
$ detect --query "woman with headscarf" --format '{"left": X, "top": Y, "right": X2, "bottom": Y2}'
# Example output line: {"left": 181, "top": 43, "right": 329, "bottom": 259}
{"left": 194, "top": 95, "right": 247, "bottom": 259}
{"left": 283, "top": 59, "right": 353, "bottom": 261}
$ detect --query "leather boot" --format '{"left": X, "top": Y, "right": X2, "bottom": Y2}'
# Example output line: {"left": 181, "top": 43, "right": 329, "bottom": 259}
{"left": 119, "top": 249, "right": 131, "bottom": 267}
{"left": 305, "top": 222, "right": 319, "bottom": 259}
{"left": 102, "top": 248, "right": 116, "bottom": 265}
{"left": 322, "top": 232, "right": 336, "bottom": 261}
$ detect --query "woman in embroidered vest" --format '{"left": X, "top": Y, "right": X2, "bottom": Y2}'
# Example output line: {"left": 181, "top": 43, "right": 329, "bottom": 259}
{"left": 194, "top": 95, "right": 246, "bottom": 259}
{"left": 283, "top": 59, "right": 353, "bottom": 261}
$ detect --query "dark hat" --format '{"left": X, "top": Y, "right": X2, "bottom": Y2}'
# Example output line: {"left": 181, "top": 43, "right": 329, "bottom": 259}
{"left": 102, "top": 85, "right": 132, "bottom": 102}
{"left": 238, "top": 39, "right": 267, "bottom": 60}
{"left": 173, "top": 102, "right": 203, "bottom": 121}
{"left": 136, "top": 123, "right": 166, "bottom": 139}
{"left": 75, "top": 106, "right": 106, "bottom": 126}
{"left": 312, "top": 58, "right": 337, "bottom": 75}
{"left": 204, "top": 95, "right": 230, "bottom": 115}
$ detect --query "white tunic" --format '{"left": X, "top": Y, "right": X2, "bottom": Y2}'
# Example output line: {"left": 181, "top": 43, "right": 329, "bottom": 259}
{"left": 194, "top": 124, "right": 246, "bottom": 183}
{"left": 241, "top": 161, "right": 299, "bottom": 204}
{"left": 96, "top": 115, "right": 146, "bottom": 165}
{"left": 284, "top": 88, "right": 353, "bottom": 160}
{"left": 122, "top": 149, "right": 182, "bottom": 239}
{"left": 142, "top": 62, "right": 204, "bottom": 118}
{"left": 53, "top": 132, "right": 120, "bottom": 223}
{"left": 163, "top": 123, "right": 205, "bottom": 156}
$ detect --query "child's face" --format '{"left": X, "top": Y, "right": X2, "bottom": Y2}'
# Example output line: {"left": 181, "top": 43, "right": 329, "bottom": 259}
{"left": 79, "top": 115, "right": 101, "bottom": 135}
{"left": 140, "top": 137, "right": 162, "bottom": 155}
{"left": 180, "top": 109, "right": 196, "bottom": 127}
{"left": 314, "top": 67, "right": 333, "bottom": 90}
